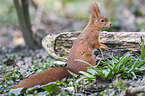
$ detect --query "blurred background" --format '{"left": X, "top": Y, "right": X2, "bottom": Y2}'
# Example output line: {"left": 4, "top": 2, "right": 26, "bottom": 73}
{"left": 0, "top": 0, "right": 145, "bottom": 51}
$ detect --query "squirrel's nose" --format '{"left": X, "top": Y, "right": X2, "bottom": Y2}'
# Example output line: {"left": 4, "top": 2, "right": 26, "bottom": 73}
{"left": 109, "top": 22, "right": 112, "bottom": 26}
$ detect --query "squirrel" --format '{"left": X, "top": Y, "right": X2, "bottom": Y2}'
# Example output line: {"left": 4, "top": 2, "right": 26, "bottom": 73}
{"left": 13, "top": 2, "right": 111, "bottom": 89}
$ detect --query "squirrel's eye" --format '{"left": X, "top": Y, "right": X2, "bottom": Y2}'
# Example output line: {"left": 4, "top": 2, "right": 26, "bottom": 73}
{"left": 100, "top": 19, "right": 104, "bottom": 22}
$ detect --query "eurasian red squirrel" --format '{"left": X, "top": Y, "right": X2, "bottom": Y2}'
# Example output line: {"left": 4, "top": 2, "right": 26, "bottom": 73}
{"left": 14, "top": 2, "right": 111, "bottom": 89}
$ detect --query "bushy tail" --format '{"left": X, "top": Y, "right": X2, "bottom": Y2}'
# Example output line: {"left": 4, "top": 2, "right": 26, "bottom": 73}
{"left": 13, "top": 67, "right": 70, "bottom": 89}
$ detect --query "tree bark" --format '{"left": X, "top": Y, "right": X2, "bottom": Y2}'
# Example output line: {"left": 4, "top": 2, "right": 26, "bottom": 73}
{"left": 13, "top": 0, "right": 40, "bottom": 49}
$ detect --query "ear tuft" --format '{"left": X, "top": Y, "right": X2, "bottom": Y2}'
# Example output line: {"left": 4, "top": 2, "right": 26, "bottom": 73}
{"left": 90, "top": 2, "right": 101, "bottom": 23}
{"left": 94, "top": 2, "right": 101, "bottom": 16}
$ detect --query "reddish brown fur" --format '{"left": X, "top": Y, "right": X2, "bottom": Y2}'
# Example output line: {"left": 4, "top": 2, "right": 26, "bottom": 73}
{"left": 13, "top": 67, "right": 70, "bottom": 88}
{"left": 14, "top": 2, "right": 111, "bottom": 89}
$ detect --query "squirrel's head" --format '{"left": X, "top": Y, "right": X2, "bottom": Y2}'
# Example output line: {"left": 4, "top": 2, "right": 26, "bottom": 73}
{"left": 90, "top": 2, "right": 111, "bottom": 30}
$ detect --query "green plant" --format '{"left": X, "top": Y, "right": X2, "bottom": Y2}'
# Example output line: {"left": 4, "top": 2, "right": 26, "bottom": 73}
{"left": 74, "top": 52, "right": 133, "bottom": 80}
{"left": 140, "top": 36, "right": 145, "bottom": 60}
{"left": 9, "top": 81, "right": 66, "bottom": 95}
{"left": 73, "top": 37, "right": 145, "bottom": 81}
{"left": 68, "top": 70, "right": 78, "bottom": 93}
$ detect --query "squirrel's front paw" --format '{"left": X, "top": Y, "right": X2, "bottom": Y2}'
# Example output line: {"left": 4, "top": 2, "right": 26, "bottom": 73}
{"left": 100, "top": 44, "right": 108, "bottom": 50}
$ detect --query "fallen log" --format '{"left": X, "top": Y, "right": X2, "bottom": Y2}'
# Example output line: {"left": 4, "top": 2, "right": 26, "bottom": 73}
{"left": 42, "top": 31, "right": 145, "bottom": 60}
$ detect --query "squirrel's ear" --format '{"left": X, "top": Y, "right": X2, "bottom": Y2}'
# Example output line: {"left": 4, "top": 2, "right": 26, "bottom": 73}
{"left": 92, "top": 13, "right": 98, "bottom": 22}
{"left": 90, "top": 13, "right": 97, "bottom": 24}
{"left": 90, "top": 2, "right": 101, "bottom": 22}
{"left": 90, "top": 2, "right": 99, "bottom": 23}
{"left": 94, "top": 2, "right": 101, "bottom": 17}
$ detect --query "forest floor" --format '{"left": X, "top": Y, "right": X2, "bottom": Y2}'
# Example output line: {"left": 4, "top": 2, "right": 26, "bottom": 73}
{"left": 0, "top": 17, "right": 145, "bottom": 96}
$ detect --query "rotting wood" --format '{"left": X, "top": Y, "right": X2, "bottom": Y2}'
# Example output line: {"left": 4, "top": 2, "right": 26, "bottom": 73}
{"left": 42, "top": 31, "right": 145, "bottom": 60}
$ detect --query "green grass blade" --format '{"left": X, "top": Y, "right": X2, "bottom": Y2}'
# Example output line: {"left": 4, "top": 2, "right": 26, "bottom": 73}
{"left": 111, "top": 55, "right": 119, "bottom": 63}
{"left": 79, "top": 71, "right": 95, "bottom": 78}
{"left": 131, "top": 72, "right": 137, "bottom": 79}
{"left": 106, "top": 69, "right": 114, "bottom": 80}
{"left": 140, "top": 37, "right": 145, "bottom": 60}
{"left": 74, "top": 59, "right": 94, "bottom": 68}
{"left": 116, "top": 52, "right": 131, "bottom": 70}
{"left": 68, "top": 70, "right": 78, "bottom": 78}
